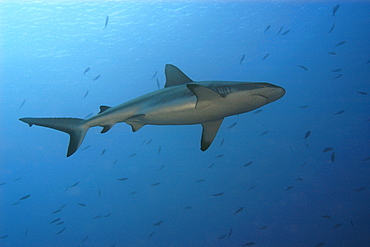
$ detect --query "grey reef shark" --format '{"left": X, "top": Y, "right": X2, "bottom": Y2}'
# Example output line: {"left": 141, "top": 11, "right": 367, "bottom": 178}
{"left": 20, "top": 64, "right": 285, "bottom": 157}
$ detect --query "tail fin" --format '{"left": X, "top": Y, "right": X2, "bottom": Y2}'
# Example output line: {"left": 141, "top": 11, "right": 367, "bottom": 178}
{"left": 19, "top": 117, "right": 88, "bottom": 157}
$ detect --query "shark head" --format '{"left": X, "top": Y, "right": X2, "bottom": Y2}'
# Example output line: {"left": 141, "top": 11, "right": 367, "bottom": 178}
{"left": 202, "top": 81, "right": 285, "bottom": 115}
{"left": 247, "top": 82, "right": 286, "bottom": 104}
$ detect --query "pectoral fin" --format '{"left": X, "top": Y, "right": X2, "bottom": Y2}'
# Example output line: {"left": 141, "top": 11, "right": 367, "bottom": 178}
{"left": 200, "top": 118, "right": 223, "bottom": 151}
{"left": 187, "top": 84, "right": 224, "bottom": 110}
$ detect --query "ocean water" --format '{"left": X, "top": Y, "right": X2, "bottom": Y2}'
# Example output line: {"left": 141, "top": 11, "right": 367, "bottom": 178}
{"left": 1, "top": 1, "right": 369, "bottom": 246}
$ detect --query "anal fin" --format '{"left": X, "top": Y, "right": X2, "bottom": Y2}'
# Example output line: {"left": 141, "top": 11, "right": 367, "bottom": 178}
{"left": 200, "top": 118, "right": 224, "bottom": 151}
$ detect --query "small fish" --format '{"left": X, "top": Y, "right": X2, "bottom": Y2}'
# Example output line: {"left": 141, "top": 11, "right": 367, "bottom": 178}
{"left": 357, "top": 91, "right": 367, "bottom": 95}
{"left": 212, "top": 192, "right": 224, "bottom": 197}
{"left": 323, "top": 147, "right": 333, "bottom": 152}
{"left": 103, "top": 15, "right": 109, "bottom": 29}
{"left": 332, "top": 223, "right": 342, "bottom": 228}
{"left": 184, "top": 206, "right": 192, "bottom": 209}
{"left": 52, "top": 209, "right": 61, "bottom": 214}
{"left": 50, "top": 218, "right": 61, "bottom": 224}
{"left": 354, "top": 186, "right": 366, "bottom": 192}
{"left": 240, "top": 54, "right": 246, "bottom": 64}
{"left": 295, "top": 178, "right": 304, "bottom": 181}
{"left": 146, "top": 139, "right": 152, "bottom": 145}
{"left": 103, "top": 213, "right": 112, "bottom": 217}
{"left": 277, "top": 26, "right": 283, "bottom": 35}
{"left": 11, "top": 201, "right": 20, "bottom": 205}
{"left": 129, "top": 153, "right": 137, "bottom": 157}
{"left": 217, "top": 234, "right": 227, "bottom": 240}
{"left": 328, "top": 51, "right": 336, "bottom": 55}
{"left": 0, "top": 182, "right": 6, "bottom": 186}
{"left": 285, "top": 186, "right": 294, "bottom": 191}
{"left": 92, "top": 75, "right": 101, "bottom": 81}
{"left": 227, "top": 122, "right": 237, "bottom": 129}
{"left": 315, "top": 243, "right": 326, "bottom": 247}
{"left": 244, "top": 161, "right": 253, "bottom": 167}
{"left": 281, "top": 30, "right": 290, "bottom": 36}
{"left": 81, "top": 145, "right": 90, "bottom": 150}
{"left": 101, "top": 148, "right": 106, "bottom": 156}
{"left": 321, "top": 215, "right": 331, "bottom": 219}
{"left": 350, "top": 221, "right": 354, "bottom": 226}
{"left": 297, "top": 65, "right": 308, "bottom": 71}
{"left": 20, "top": 99, "right": 26, "bottom": 108}
{"left": 261, "top": 53, "right": 270, "bottom": 61}
{"left": 334, "top": 110, "right": 345, "bottom": 115}
{"left": 299, "top": 105, "right": 309, "bottom": 108}
{"left": 301, "top": 162, "right": 307, "bottom": 168}
{"left": 260, "top": 131, "right": 268, "bottom": 136}
{"left": 247, "top": 186, "right": 256, "bottom": 191}
{"left": 81, "top": 236, "right": 88, "bottom": 244}
{"left": 335, "top": 41, "right": 346, "bottom": 46}
{"left": 219, "top": 138, "right": 224, "bottom": 147}
{"left": 264, "top": 25, "right": 270, "bottom": 33}
{"left": 70, "top": 181, "right": 79, "bottom": 188}
{"left": 55, "top": 227, "right": 66, "bottom": 235}
{"left": 333, "top": 4, "right": 340, "bottom": 16}
{"left": 233, "top": 207, "right": 244, "bottom": 215}
{"left": 55, "top": 221, "right": 64, "bottom": 225}
{"left": 227, "top": 227, "right": 233, "bottom": 238}
{"left": 196, "top": 179, "right": 205, "bottom": 183}
{"left": 151, "top": 182, "right": 160, "bottom": 186}
{"left": 332, "top": 73, "right": 343, "bottom": 80}
{"left": 77, "top": 203, "right": 86, "bottom": 207}
{"left": 243, "top": 242, "right": 255, "bottom": 246}
{"left": 304, "top": 131, "right": 311, "bottom": 140}
{"left": 258, "top": 225, "right": 269, "bottom": 230}
{"left": 92, "top": 215, "right": 101, "bottom": 219}
{"left": 83, "top": 67, "right": 90, "bottom": 75}
{"left": 117, "top": 177, "right": 128, "bottom": 181}
{"left": 83, "top": 90, "right": 89, "bottom": 99}
{"left": 216, "top": 154, "right": 224, "bottom": 158}
{"left": 20, "top": 194, "right": 31, "bottom": 200}
{"left": 253, "top": 109, "right": 263, "bottom": 114}
{"left": 151, "top": 71, "right": 158, "bottom": 80}
{"left": 331, "top": 152, "right": 335, "bottom": 163}
{"left": 208, "top": 163, "right": 214, "bottom": 169}
{"left": 59, "top": 204, "right": 67, "bottom": 209}
{"left": 129, "top": 191, "right": 137, "bottom": 194}
{"left": 362, "top": 156, "right": 370, "bottom": 161}
{"left": 328, "top": 23, "right": 335, "bottom": 33}
{"left": 158, "top": 165, "right": 165, "bottom": 171}
{"left": 148, "top": 231, "right": 155, "bottom": 239}
{"left": 156, "top": 78, "right": 160, "bottom": 89}
{"left": 331, "top": 68, "right": 342, "bottom": 72}
{"left": 153, "top": 220, "right": 163, "bottom": 226}
{"left": 24, "top": 228, "right": 28, "bottom": 237}
{"left": 0, "top": 235, "right": 9, "bottom": 239}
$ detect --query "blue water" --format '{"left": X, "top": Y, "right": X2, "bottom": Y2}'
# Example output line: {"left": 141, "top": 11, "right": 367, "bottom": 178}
{"left": 1, "top": 1, "right": 369, "bottom": 246}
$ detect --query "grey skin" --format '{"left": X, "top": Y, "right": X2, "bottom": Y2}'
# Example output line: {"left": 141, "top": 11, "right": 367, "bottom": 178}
{"left": 20, "top": 64, "right": 285, "bottom": 157}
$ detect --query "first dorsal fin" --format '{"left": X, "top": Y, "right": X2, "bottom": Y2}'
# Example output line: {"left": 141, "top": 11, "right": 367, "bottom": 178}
{"left": 164, "top": 64, "right": 193, "bottom": 88}
{"left": 99, "top": 105, "right": 111, "bottom": 114}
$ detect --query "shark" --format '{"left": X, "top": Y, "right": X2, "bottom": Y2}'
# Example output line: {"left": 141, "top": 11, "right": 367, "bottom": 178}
{"left": 20, "top": 64, "right": 285, "bottom": 157}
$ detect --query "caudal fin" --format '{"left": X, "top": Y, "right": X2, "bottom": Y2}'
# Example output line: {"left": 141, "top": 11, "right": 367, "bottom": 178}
{"left": 19, "top": 117, "right": 88, "bottom": 157}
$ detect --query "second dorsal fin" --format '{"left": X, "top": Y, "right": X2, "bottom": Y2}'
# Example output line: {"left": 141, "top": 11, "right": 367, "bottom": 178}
{"left": 99, "top": 105, "right": 111, "bottom": 114}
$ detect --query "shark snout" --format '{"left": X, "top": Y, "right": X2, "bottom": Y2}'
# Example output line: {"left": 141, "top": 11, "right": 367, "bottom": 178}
{"left": 260, "top": 84, "right": 286, "bottom": 103}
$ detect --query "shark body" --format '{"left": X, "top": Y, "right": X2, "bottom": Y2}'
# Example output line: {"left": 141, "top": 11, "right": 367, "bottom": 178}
{"left": 20, "top": 64, "right": 285, "bottom": 157}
